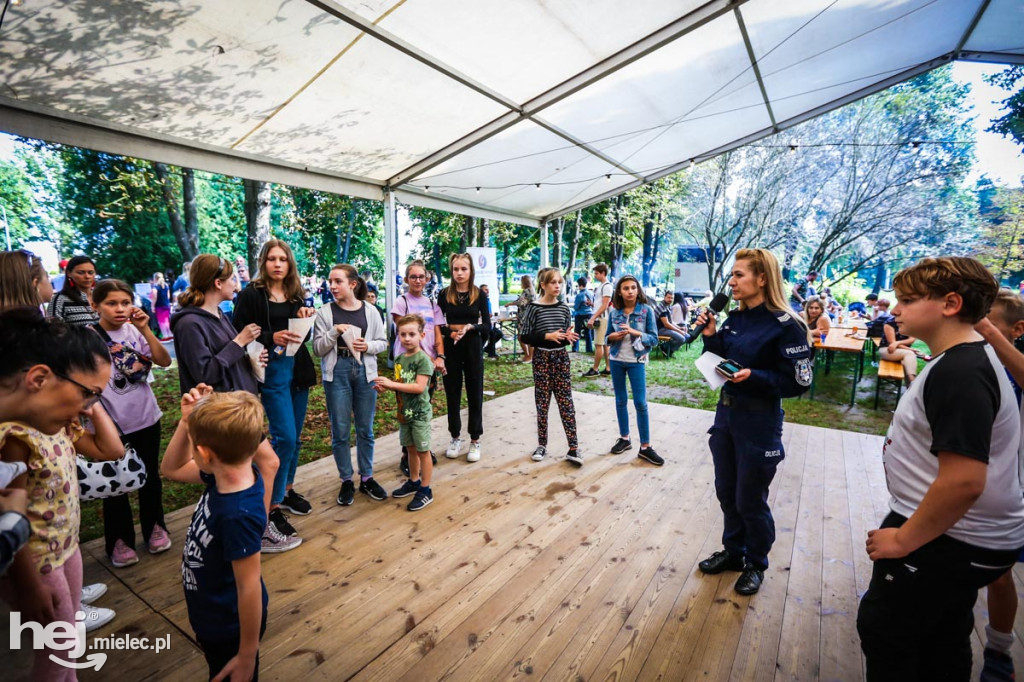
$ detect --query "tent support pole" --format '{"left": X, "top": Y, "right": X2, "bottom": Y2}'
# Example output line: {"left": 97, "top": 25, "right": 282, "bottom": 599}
{"left": 383, "top": 188, "right": 398, "bottom": 316}
{"left": 539, "top": 220, "right": 549, "bottom": 269}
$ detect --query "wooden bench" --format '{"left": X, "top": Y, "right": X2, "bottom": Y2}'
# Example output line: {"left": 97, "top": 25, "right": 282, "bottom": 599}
{"left": 874, "top": 358, "right": 905, "bottom": 409}
{"left": 655, "top": 335, "right": 676, "bottom": 359}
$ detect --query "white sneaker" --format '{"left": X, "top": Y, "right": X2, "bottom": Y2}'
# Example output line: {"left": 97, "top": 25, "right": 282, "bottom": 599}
{"left": 467, "top": 442, "right": 481, "bottom": 463}
{"left": 81, "top": 604, "right": 116, "bottom": 632}
{"left": 445, "top": 437, "right": 463, "bottom": 458}
{"left": 531, "top": 446, "right": 547, "bottom": 462}
{"left": 80, "top": 583, "right": 108, "bottom": 605}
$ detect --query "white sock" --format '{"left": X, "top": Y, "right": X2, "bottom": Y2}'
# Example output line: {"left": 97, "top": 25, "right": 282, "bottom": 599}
{"left": 986, "top": 624, "right": 1014, "bottom": 654}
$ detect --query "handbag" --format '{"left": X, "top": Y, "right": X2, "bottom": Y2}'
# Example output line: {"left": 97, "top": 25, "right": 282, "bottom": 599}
{"left": 76, "top": 398, "right": 147, "bottom": 501}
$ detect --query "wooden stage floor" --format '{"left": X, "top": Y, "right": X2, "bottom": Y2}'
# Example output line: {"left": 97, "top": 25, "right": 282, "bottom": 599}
{"left": 6, "top": 388, "right": 1023, "bottom": 681}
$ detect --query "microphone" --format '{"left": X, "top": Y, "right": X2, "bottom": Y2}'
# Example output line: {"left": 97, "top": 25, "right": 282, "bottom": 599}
{"left": 684, "top": 293, "right": 730, "bottom": 344}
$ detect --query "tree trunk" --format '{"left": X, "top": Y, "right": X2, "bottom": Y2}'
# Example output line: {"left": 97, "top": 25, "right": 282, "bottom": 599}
{"left": 152, "top": 162, "right": 198, "bottom": 262}
{"left": 244, "top": 179, "right": 271, "bottom": 272}
{"left": 501, "top": 241, "right": 510, "bottom": 294}
{"left": 872, "top": 258, "right": 886, "bottom": 293}
{"left": 462, "top": 215, "right": 474, "bottom": 252}
{"left": 610, "top": 196, "right": 625, "bottom": 277}
{"left": 182, "top": 167, "right": 199, "bottom": 257}
{"left": 341, "top": 202, "right": 355, "bottom": 262}
{"left": 478, "top": 219, "right": 488, "bottom": 248}
{"left": 552, "top": 217, "right": 564, "bottom": 271}
{"left": 641, "top": 210, "right": 656, "bottom": 287}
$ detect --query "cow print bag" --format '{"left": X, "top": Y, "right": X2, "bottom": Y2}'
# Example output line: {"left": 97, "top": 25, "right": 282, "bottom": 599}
{"left": 76, "top": 396, "right": 147, "bottom": 501}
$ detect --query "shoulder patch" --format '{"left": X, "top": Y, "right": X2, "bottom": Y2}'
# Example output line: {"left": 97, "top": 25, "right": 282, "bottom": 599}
{"left": 795, "top": 358, "right": 813, "bottom": 387}
{"left": 775, "top": 311, "right": 795, "bottom": 325}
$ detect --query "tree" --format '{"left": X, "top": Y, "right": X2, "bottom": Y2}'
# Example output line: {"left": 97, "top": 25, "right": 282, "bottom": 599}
{"left": 244, "top": 179, "right": 271, "bottom": 272}
{"left": 977, "top": 187, "right": 1024, "bottom": 283}
{"left": 986, "top": 65, "right": 1024, "bottom": 150}
{"left": 0, "top": 160, "right": 35, "bottom": 247}
{"left": 153, "top": 162, "right": 198, "bottom": 261}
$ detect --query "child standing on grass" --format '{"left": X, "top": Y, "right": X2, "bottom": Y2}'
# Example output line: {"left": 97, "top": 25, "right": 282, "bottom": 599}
{"left": 519, "top": 267, "right": 582, "bottom": 466}
{"left": 161, "top": 387, "right": 269, "bottom": 682}
{"left": 377, "top": 315, "right": 435, "bottom": 512}
{"left": 90, "top": 279, "right": 173, "bottom": 568}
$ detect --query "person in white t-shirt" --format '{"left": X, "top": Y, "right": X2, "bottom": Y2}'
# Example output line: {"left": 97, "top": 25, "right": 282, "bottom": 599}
{"left": 856, "top": 257, "right": 1024, "bottom": 681}
{"left": 582, "top": 263, "right": 614, "bottom": 377}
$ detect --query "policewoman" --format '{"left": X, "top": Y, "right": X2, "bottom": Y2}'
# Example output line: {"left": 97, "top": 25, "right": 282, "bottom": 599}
{"left": 695, "top": 248, "right": 812, "bottom": 595}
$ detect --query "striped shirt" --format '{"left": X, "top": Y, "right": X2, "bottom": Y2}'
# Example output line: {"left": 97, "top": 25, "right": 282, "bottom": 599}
{"left": 519, "top": 301, "right": 572, "bottom": 350}
{"left": 48, "top": 292, "right": 99, "bottom": 327}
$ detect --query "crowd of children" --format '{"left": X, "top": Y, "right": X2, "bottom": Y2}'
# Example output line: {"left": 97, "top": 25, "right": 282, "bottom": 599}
{"left": 8, "top": 246, "right": 1024, "bottom": 682}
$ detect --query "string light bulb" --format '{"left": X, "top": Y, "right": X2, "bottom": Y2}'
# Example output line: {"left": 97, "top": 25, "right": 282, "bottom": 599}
{"left": 535, "top": 183, "right": 541, "bottom": 191}
{"left": 788, "top": 144, "right": 797, "bottom": 154}
{"left": 475, "top": 187, "right": 480, "bottom": 194}
{"left": 605, "top": 174, "right": 612, "bottom": 182}
{"left": 424, "top": 186, "right": 430, "bottom": 193}
{"left": 911, "top": 141, "right": 921, "bottom": 154}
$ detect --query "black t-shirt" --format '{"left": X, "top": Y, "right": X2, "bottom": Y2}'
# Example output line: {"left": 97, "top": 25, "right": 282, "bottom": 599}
{"left": 331, "top": 302, "right": 367, "bottom": 351}
{"left": 267, "top": 300, "right": 291, "bottom": 333}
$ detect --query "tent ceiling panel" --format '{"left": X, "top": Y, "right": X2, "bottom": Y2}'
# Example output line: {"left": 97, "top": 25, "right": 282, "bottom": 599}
{"left": 350, "top": 0, "right": 708, "bottom": 104}
{"left": 410, "top": 119, "right": 634, "bottom": 217}
{"left": 233, "top": 35, "right": 507, "bottom": 181}
{"left": 0, "top": 1, "right": 361, "bottom": 147}
{"left": 535, "top": 13, "right": 770, "bottom": 182}
{"left": 963, "top": 0, "right": 1024, "bottom": 55}
{"left": 0, "top": 0, "right": 1020, "bottom": 226}
{"left": 747, "top": 0, "right": 977, "bottom": 124}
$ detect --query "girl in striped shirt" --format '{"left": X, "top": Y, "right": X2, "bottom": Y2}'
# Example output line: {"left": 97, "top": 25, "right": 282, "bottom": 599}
{"left": 519, "top": 268, "right": 582, "bottom": 466}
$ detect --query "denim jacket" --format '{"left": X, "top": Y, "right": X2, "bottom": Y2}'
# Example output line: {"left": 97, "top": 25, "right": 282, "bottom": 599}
{"left": 608, "top": 303, "right": 660, "bottom": 362}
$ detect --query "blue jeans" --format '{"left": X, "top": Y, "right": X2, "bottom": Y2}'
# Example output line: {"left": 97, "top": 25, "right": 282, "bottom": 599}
{"left": 261, "top": 353, "right": 309, "bottom": 506}
{"left": 324, "top": 355, "right": 377, "bottom": 480}
{"left": 572, "top": 315, "right": 593, "bottom": 353}
{"left": 610, "top": 360, "right": 649, "bottom": 443}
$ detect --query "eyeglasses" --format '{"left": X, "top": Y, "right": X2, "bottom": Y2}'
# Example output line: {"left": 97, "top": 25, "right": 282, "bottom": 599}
{"left": 407, "top": 274, "right": 426, "bottom": 280}
{"left": 53, "top": 370, "right": 103, "bottom": 408}
{"left": 17, "top": 249, "right": 36, "bottom": 268}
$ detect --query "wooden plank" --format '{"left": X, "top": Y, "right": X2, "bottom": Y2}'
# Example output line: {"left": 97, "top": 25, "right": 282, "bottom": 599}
{"left": 56, "top": 390, "right": 891, "bottom": 681}
{"left": 727, "top": 424, "right": 808, "bottom": 682}
{"left": 819, "top": 427, "right": 863, "bottom": 681}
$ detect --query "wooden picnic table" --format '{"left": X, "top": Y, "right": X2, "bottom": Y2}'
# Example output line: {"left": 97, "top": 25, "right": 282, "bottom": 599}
{"left": 810, "top": 327, "right": 867, "bottom": 407}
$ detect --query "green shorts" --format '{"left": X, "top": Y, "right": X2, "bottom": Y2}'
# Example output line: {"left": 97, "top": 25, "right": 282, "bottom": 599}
{"left": 399, "top": 419, "right": 432, "bottom": 452}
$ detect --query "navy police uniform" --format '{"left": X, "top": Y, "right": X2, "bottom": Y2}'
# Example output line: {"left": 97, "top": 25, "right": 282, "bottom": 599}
{"left": 702, "top": 303, "right": 812, "bottom": 571}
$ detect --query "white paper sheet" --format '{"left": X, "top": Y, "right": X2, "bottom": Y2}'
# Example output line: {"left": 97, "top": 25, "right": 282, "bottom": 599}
{"left": 246, "top": 340, "right": 266, "bottom": 383}
{"left": 695, "top": 350, "right": 728, "bottom": 390}
{"left": 286, "top": 317, "right": 315, "bottom": 357}
{"left": 340, "top": 325, "right": 362, "bottom": 363}
{"left": 0, "top": 461, "right": 27, "bottom": 488}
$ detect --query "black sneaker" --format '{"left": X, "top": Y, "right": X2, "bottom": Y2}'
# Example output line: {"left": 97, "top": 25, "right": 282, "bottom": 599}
{"left": 407, "top": 486, "right": 433, "bottom": 512}
{"left": 400, "top": 449, "right": 410, "bottom": 478}
{"left": 735, "top": 564, "right": 764, "bottom": 595}
{"left": 610, "top": 438, "right": 632, "bottom": 455}
{"left": 337, "top": 480, "right": 355, "bottom": 506}
{"left": 600, "top": 369, "right": 611, "bottom": 376}
{"left": 638, "top": 447, "right": 664, "bottom": 466}
{"left": 269, "top": 508, "right": 297, "bottom": 537}
{"left": 581, "top": 368, "right": 600, "bottom": 377}
{"left": 698, "top": 550, "right": 745, "bottom": 575}
{"left": 566, "top": 450, "right": 584, "bottom": 467}
{"left": 280, "top": 489, "right": 312, "bottom": 515}
{"left": 392, "top": 479, "right": 421, "bottom": 499}
{"left": 359, "top": 477, "right": 387, "bottom": 501}
{"left": 531, "top": 446, "right": 547, "bottom": 462}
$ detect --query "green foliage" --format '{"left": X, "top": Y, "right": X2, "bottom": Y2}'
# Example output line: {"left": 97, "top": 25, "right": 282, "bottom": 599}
{"left": 986, "top": 65, "right": 1024, "bottom": 150}
{"left": 0, "top": 159, "right": 34, "bottom": 246}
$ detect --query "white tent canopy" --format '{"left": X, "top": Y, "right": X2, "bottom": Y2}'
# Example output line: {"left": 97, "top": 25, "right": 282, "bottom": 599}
{"left": 2, "top": 0, "right": 1022, "bottom": 228}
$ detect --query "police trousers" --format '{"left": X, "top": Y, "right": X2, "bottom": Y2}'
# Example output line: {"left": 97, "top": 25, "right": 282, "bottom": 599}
{"left": 707, "top": 396, "right": 784, "bottom": 571}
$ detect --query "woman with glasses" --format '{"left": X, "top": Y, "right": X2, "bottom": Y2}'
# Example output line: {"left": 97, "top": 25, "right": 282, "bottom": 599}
{"left": 170, "top": 255, "right": 297, "bottom": 553}
{"left": 0, "top": 308, "right": 124, "bottom": 679}
{"left": 232, "top": 240, "right": 316, "bottom": 542}
{"left": 48, "top": 255, "right": 99, "bottom": 327}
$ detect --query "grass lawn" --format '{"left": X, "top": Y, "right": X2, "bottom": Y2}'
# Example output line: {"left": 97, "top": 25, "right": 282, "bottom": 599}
{"left": 79, "top": 339, "right": 910, "bottom": 544}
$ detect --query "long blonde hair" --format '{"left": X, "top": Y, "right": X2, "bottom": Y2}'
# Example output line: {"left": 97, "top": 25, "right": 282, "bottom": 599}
{"left": 735, "top": 249, "right": 807, "bottom": 329}
{"left": 445, "top": 253, "right": 479, "bottom": 305}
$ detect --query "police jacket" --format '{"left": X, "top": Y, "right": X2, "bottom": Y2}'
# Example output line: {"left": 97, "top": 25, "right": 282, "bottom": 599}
{"left": 701, "top": 303, "right": 812, "bottom": 400}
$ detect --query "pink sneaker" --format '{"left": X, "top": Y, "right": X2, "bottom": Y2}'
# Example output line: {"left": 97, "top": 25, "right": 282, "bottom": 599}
{"left": 110, "top": 539, "right": 139, "bottom": 568}
{"left": 148, "top": 525, "right": 172, "bottom": 554}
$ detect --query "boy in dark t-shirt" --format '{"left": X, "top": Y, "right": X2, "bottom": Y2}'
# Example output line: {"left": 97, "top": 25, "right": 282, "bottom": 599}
{"left": 856, "top": 258, "right": 1024, "bottom": 682}
{"left": 161, "top": 388, "right": 269, "bottom": 682}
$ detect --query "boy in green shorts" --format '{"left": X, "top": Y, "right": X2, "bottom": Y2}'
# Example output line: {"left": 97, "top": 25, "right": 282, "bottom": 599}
{"left": 375, "top": 314, "right": 435, "bottom": 511}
